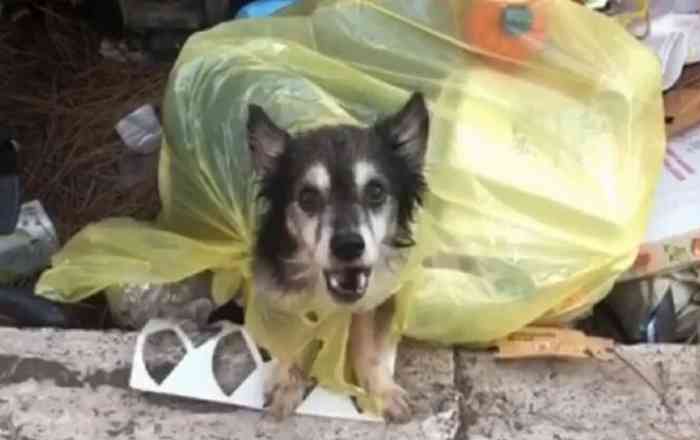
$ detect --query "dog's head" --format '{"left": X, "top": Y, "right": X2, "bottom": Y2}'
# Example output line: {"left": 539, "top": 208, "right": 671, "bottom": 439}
{"left": 249, "top": 93, "right": 429, "bottom": 306}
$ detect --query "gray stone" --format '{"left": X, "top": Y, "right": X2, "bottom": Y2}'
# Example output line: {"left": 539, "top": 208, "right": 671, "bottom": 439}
{"left": 0, "top": 328, "right": 458, "bottom": 440}
{"left": 105, "top": 273, "right": 214, "bottom": 329}
{"left": 455, "top": 345, "right": 700, "bottom": 440}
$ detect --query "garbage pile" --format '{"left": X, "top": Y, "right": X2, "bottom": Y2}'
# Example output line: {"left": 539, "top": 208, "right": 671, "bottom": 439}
{"left": 0, "top": 0, "right": 698, "bottom": 349}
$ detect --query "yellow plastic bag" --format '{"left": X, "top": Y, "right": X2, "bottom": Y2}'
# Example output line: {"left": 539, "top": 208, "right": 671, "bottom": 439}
{"left": 37, "top": 0, "right": 664, "bottom": 404}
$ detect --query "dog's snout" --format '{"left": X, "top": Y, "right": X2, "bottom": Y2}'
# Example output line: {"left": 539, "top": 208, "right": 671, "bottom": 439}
{"left": 331, "top": 232, "right": 365, "bottom": 261}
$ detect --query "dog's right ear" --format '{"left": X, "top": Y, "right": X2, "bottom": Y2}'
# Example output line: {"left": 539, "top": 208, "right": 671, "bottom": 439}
{"left": 247, "top": 105, "right": 289, "bottom": 175}
{"left": 377, "top": 92, "right": 429, "bottom": 169}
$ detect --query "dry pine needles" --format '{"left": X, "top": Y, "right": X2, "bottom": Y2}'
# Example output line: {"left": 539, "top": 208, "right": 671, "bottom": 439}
{"left": 0, "top": 2, "right": 168, "bottom": 241}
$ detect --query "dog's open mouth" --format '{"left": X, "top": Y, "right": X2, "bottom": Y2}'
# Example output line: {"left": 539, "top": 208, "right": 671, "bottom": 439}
{"left": 324, "top": 267, "right": 371, "bottom": 302}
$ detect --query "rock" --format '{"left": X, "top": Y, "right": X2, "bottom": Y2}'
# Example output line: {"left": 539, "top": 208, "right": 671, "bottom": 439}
{"left": 105, "top": 273, "right": 214, "bottom": 329}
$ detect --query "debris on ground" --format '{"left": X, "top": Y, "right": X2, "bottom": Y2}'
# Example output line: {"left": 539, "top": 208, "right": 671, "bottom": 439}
{"left": 0, "top": 2, "right": 165, "bottom": 241}
{"left": 623, "top": 124, "right": 700, "bottom": 280}
{"left": 114, "top": 104, "right": 162, "bottom": 189}
{"left": 601, "top": 270, "right": 700, "bottom": 343}
{"left": 0, "top": 1, "right": 696, "bottom": 348}
{"left": 236, "top": 0, "right": 298, "bottom": 18}
{"left": 0, "top": 0, "right": 698, "bottom": 435}
{"left": 106, "top": 273, "right": 215, "bottom": 330}
{"left": 0, "top": 128, "right": 20, "bottom": 235}
{"left": 641, "top": 0, "right": 700, "bottom": 90}
{"left": 495, "top": 326, "right": 615, "bottom": 361}
{"left": 665, "top": 64, "right": 700, "bottom": 136}
{"left": 115, "top": 104, "right": 162, "bottom": 155}
{"left": 580, "top": 66, "right": 700, "bottom": 344}
{"left": 0, "top": 201, "right": 58, "bottom": 284}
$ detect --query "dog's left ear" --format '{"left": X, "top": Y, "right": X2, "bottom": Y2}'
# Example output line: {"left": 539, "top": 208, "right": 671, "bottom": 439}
{"left": 378, "top": 92, "right": 429, "bottom": 167}
{"left": 247, "top": 104, "right": 289, "bottom": 175}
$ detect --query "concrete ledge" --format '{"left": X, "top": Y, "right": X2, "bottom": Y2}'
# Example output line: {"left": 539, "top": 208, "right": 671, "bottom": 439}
{"left": 456, "top": 345, "right": 700, "bottom": 440}
{"left": 0, "top": 328, "right": 458, "bottom": 440}
{"left": 1, "top": 328, "right": 698, "bottom": 440}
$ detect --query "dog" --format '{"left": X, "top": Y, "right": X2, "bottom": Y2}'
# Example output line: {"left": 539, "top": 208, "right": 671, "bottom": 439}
{"left": 247, "top": 92, "right": 429, "bottom": 423}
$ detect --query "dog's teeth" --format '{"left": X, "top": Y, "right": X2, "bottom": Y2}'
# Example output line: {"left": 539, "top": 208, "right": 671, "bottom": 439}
{"left": 330, "top": 276, "right": 340, "bottom": 289}
{"left": 358, "top": 273, "right": 367, "bottom": 291}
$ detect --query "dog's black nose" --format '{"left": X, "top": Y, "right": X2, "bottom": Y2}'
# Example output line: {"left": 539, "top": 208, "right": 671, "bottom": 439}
{"left": 331, "top": 232, "right": 365, "bottom": 261}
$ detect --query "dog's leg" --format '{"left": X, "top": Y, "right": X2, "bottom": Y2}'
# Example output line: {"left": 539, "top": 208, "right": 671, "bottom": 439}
{"left": 350, "top": 299, "right": 411, "bottom": 423}
{"left": 264, "top": 359, "right": 308, "bottom": 421}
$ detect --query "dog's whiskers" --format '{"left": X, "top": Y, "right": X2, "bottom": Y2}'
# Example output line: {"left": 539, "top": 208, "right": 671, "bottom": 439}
{"left": 288, "top": 268, "right": 312, "bottom": 281}
{"left": 278, "top": 253, "right": 316, "bottom": 282}
{"left": 380, "top": 242, "right": 408, "bottom": 274}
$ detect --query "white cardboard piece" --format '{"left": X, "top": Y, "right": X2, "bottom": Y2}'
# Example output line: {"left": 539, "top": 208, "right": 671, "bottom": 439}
{"left": 129, "top": 319, "right": 382, "bottom": 422}
{"left": 644, "top": 125, "right": 700, "bottom": 244}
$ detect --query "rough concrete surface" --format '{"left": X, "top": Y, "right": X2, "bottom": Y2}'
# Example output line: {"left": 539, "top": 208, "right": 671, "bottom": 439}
{"left": 1, "top": 328, "right": 698, "bottom": 440}
{"left": 0, "top": 328, "right": 458, "bottom": 440}
{"left": 456, "top": 345, "right": 700, "bottom": 440}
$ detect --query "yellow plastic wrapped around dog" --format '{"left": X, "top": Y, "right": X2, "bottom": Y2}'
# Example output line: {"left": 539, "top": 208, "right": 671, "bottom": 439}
{"left": 37, "top": 0, "right": 664, "bottom": 402}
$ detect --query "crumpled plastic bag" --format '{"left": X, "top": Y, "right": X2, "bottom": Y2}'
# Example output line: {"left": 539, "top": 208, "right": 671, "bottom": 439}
{"left": 37, "top": 0, "right": 665, "bottom": 406}
{"left": 604, "top": 268, "right": 700, "bottom": 343}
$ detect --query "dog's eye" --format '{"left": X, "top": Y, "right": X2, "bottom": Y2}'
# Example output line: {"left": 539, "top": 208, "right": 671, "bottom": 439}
{"left": 298, "top": 187, "right": 323, "bottom": 213}
{"left": 365, "top": 181, "right": 387, "bottom": 206}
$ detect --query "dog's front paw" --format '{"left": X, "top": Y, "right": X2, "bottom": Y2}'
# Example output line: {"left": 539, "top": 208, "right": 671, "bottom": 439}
{"left": 379, "top": 383, "right": 412, "bottom": 424}
{"left": 264, "top": 365, "right": 308, "bottom": 421}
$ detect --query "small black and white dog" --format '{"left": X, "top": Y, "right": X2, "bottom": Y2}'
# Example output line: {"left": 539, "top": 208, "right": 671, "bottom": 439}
{"left": 247, "top": 92, "right": 429, "bottom": 423}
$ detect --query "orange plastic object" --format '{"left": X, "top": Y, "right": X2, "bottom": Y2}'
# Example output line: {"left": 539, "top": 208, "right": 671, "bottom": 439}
{"left": 464, "top": 0, "right": 547, "bottom": 64}
{"left": 496, "top": 327, "right": 615, "bottom": 361}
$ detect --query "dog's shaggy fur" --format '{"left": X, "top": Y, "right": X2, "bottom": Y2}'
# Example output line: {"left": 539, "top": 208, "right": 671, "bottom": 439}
{"left": 247, "top": 93, "right": 429, "bottom": 423}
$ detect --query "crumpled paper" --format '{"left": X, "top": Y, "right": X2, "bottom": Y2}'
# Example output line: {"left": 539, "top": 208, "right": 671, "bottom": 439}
{"left": 643, "top": 0, "right": 700, "bottom": 90}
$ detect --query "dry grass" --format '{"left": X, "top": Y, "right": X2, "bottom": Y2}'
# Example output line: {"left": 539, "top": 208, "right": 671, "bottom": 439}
{"left": 0, "top": 3, "right": 169, "bottom": 241}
